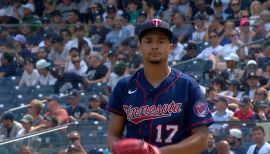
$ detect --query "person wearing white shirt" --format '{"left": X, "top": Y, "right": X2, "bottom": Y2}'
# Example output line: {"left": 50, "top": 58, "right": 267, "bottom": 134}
{"left": 168, "top": 35, "right": 185, "bottom": 63}
{"left": 246, "top": 126, "right": 270, "bottom": 154}
{"left": 19, "top": 61, "right": 39, "bottom": 86}
{"left": 66, "top": 56, "right": 87, "bottom": 76}
{"left": 36, "top": 59, "right": 56, "bottom": 86}
{"left": 197, "top": 31, "right": 223, "bottom": 60}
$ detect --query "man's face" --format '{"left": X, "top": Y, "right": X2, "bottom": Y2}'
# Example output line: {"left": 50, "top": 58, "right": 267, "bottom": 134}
{"left": 75, "top": 30, "right": 84, "bottom": 40}
{"left": 252, "top": 130, "right": 265, "bottom": 144}
{"left": 247, "top": 78, "right": 258, "bottom": 88}
{"left": 37, "top": 48, "right": 47, "bottom": 59}
{"left": 71, "top": 56, "right": 81, "bottom": 69}
{"left": 207, "top": 134, "right": 215, "bottom": 147}
{"left": 139, "top": 31, "right": 172, "bottom": 64}
{"left": 68, "top": 96, "right": 80, "bottom": 105}
{"left": 231, "top": 0, "right": 240, "bottom": 12}
{"left": 2, "top": 119, "right": 12, "bottom": 128}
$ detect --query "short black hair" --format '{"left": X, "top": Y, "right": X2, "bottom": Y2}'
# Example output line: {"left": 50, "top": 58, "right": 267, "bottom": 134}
{"left": 252, "top": 126, "right": 265, "bottom": 135}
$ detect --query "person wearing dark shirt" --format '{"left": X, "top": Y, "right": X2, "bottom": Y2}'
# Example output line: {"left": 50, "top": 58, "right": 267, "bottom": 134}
{"left": 51, "top": 68, "right": 87, "bottom": 93}
{"left": 200, "top": 132, "right": 216, "bottom": 154}
{"left": 0, "top": 26, "right": 13, "bottom": 48}
{"left": 85, "top": 52, "right": 108, "bottom": 84}
{"left": 66, "top": 89, "right": 87, "bottom": 121}
{"left": 81, "top": 95, "right": 107, "bottom": 121}
{"left": 125, "top": 39, "right": 143, "bottom": 73}
{"left": 181, "top": 42, "right": 198, "bottom": 61}
{"left": 253, "top": 100, "right": 270, "bottom": 121}
{"left": 226, "top": 128, "right": 248, "bottom": 154}
{"left": 0, "top": 52, "right": 16, "bottom": 77}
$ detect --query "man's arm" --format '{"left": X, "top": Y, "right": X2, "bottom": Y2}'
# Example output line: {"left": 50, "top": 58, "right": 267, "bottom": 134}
{"left": 159, "top": 125, "right": 208, "bottom": 154}
{"left": 107, "top": 113, "right": 126, "bottom": 152}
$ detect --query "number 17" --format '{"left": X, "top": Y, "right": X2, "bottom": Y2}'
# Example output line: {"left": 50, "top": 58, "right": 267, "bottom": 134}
{"left": 156, "top": 124, "right": 178, "bottom": 143}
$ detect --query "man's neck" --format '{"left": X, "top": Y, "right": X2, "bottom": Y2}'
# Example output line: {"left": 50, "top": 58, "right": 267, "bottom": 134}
{"left": 32, "top": 114, "right": 39, "bottom": 120}
{"left": 257, "top": 141, "right": 265, "bottom": 147}
{"left": 144, "top": 63, "right": 170, "bottom": 88}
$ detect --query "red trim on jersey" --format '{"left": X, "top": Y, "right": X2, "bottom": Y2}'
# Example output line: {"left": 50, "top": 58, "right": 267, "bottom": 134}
{"left": 149, "top": 71, "right": 182, "bottom": 143}
{"left": 107, "top": 107, "right": 126, "bottom": 116}
{"left": 188, "top": 118, "right": 214, "bottom": 129}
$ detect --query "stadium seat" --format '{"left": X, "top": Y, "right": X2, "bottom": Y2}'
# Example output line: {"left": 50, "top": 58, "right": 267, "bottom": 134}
{"left": 0, "top": 95, "right": 15, "bottom": 112}
{"left": 32, "top": 85, "right": 54, "bottom": 98}
{"left": 13, "top": 85, "right": 33, "bottom": 96}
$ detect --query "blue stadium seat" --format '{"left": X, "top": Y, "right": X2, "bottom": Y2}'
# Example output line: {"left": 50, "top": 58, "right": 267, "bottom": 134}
{"left": 32, "top": 85, "right": 54, "bottom": 98}
{"left": 13, "top": 85, "right": 33, "bottom": 96}
{"left": 0, "top": 95, "right": 16, "bottom": 112}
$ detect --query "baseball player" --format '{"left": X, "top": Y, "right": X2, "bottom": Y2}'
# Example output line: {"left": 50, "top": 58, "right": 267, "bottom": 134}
{"left": 107, "top": 19, "right": 214, "bottom": 154}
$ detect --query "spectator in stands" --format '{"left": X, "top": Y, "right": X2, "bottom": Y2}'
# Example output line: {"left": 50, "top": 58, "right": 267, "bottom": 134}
{"left": 88, "top": 15, "right": 111, "bottom": 47}
{"left": 42, "top": 0, "right": 56, "bottom": 19}
{"left": 101, "top": 41, "right": 113, "bottom": 69}
{"left": 177, "top": 0, "right": 192, "bottom": 21}
{"left": 194, "top": 0, "right": 214, "bottom": 21}
{"left": 244, "top": 72, "right": 259, "bottom": 100}
{"left": 105, "top": 14, "right": 131, "bottom": 47}
{"left": 103, "top": 4, "right": 117, "bottom": 29}
{"left": 200, "top": 131, "right": 216, "bottom": 154}
{"left": 66, "top": 89, "right": 87, "bottom": 121}
{"left": 226, "top": 128, "right": 248, "bottom": 154}
{"left": 66, "top": 55, "right": 87, "bottom": 76}
{"left": 209, "top": 15, "right": 224, "bottom": 37}
{"left": 27, "top": 99, "right": 44, "bottom": 127}
{"left": 219, "top": 53, "right": 242, "bottom": 80}
{"left": 122, "top": 13, "right": 135, "bottom": 37}
{"left": 253, "top": 87, "right": 269, "bottom": 104}
{"left": 48, "top": 35, "right": 69, "bottom": 68}
{"left": 36, "top": 59, "right": 56, "bottom": 86}
{"left": 21, "top": 3, "right": 42, "bottom": 30}
{"left": 56, "top": 0, "right": 78, "bottom": 21}
{"left": 85, "top": 52, "right": 109, "bottom": 84}
{"left": 212, "top": 0, "right": 229, "bottom": 20}
{"left": 44, "top": 94, "right": 69, "bottom": 125}
{"left": 125, "top": 39, "right": 143, "bottom": 73}
{"left": 18, "top": 114, "right": 33, "bottom": 136}
{"left": 0, "top": 26, "right": 13, "bottom": 48}
{"left": 220, "top": 21, "right": 235, "bottom": 45}
{"left": 0, "top": 52, "right": 16, "bottom": 77}
{"left": 67, "top": 10, "right": 80, "bottom": 25}
{"left": 66, "top": 23, "right": 93, "bottom": 54}
{"left": 13, "top": 34, "right": 31, "bottom": 66}
{"left": 246, "top": 126, "right": 270, "bottom": 154}
{"left": 227, "top": 0, "right": 241, "bottom": 26}
{"left": 260, "top": 10, "right": 270, "bottom": 32}
{"left": 192, "top": 14, "right": 207, "bottom": 43}
{"left": 250, "top": 1, "right": 263, "bottom": 18}
{"left": 232, "top": 95, "right": 255, "bottom": 121}
{"left": 240, "top": 60, "right": 263, "bottom": 79}
{"left": 252, "top": 18, "right": 267, "bottom": 43}
{"left": 253, "top": 100, "right": 270, "bottom": 121}
{"left": 197, "top": 30, "right": 223, "bottom": 61}
{"left": 0, "top": 112, "right": 23, "bottom": 139}
{"left": 141, "top": 0, "right": 160, "bottom": 19}
{"left": 216, "top": 140, "right": 234, "bottom": 154}
{"left": 170, "top": 11, "right": 194, "bottom": 43}
{"left": 181, "top": 42, "right": 198, "bottom": 61}
{"left": 50, "top": 10, "right": 67, "bottom": 34}
{"left": 221, "top": 79, "right": 244, "bottom": 99}
{"left": 239, "top": 18, "right": 255, "bottom": 45}
{"left": 88, "top": 1, "right": 104, "bottom": 24}
{"left": 20, "top": 145, "right": 33, "bottom": 154}
{"left": 19, "top": 60, "right": 38, "bottom": 86}
{"left": 81, "top": 94, "right": 107, "bottom": 121}
{"left": 51, "top": 67, "right": 87, "bottom": 93}
{"left": 107, "top": 61, "right": 127, "bottom": 93}
{"left": 58, "top": 131, "right": 87, "bottom": 154}
{"left": 168, "top": 35, "right": 185, "bottom": 63}
{"left": 209, "top": 97, "right": 234, "bottom": 130}
{"left": 127, "top": 0, "right": 141, "bottom": 24}
{"left": 60, "top": 29, "right": 71, "bottom": 45}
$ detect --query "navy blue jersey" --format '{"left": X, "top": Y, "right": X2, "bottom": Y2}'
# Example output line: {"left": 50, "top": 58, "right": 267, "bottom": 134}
{"left": 108, "top": 68, "right": 214, "bottom": 147}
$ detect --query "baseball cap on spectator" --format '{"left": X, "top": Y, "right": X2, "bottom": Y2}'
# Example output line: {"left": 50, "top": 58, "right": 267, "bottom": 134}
{"left": 247, "top": 72, "right": 257, "bottom": 79}
{"left": 69, "top": 89, "right": 80, "bottom": 98}
{"left": 74, "top": 23, "right": 84, "bottom": 31}
{"left": 36, "top": 59, "right": 51, "bottom": 69}
{"left": 246, "top": 60, "right": 257, "bottom": 67}
{"left": 227, "top": 79, "right": 241, "bottom": 89}
{"left": 2, "top": 112, "right": 14, "bottom": 121}
{"left": 257, "top": 100, "right": 269, "bottom": 108}
{"left": 194, "top": 14, "right": 207, "bottom": 21}
{"left": 50, "top": 10, "right": 62, "bottom": 17}
{"left": 229, "top": 128, "right": 242, "bottom": 139}
{"left": 13, "top": 34, "right": 27, "bottom": 44}
{"left": 240, "top": 18, "right": 249, "bottom": 26}
{"left": 139, "top": 19, "right": 172, "bottom": 43}
{"left": 90, "top": 94, "right": 101, "bottom": 102}
{"left": 51, "top": 35, "right": 64, "bottom": 44}
{"left": 114, "top": 60, "right": 126, "bottom": 70}
{"left": 20, "top": 114, "right": 33, "bottom": 124}
{"left": 128, "top": 39, "right": 139, "bottom": 48}
{"left": 41, "top": 17, "right": 50, "bottom": 24}
{"left": 24, "top": 58, "right": 34, "bottom": 65}
{"left": 238, "top": 95, "right": 251, "bottom": 106}
{"left": 107, "top": 5, "right": 117, "bottom": 13}
{"left": 139, "top": 11, "right": 147, "bottom": 17}
{"left": 213, "top": 0, "right": 223, "bottom": 7}
{"left": 46, "top": 94, "right": 60, "bottom": 102}
{"left": 224, "top": 53, "right": 240, "bottom": 62}
{"left": 22, "top": 3, "right": 35, "bottom": 12}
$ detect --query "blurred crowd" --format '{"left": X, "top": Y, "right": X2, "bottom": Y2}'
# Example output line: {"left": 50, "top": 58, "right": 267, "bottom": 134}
{"left": 0, "top": 0, "right": 270, "bottom": 153}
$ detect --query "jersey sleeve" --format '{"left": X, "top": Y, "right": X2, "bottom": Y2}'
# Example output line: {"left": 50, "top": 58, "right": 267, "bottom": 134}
{"left": 186, "top": 81, "right": 214, "bottom": 129}
{"left": 107, "top": 77, "right": 128, "bottom": 116}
